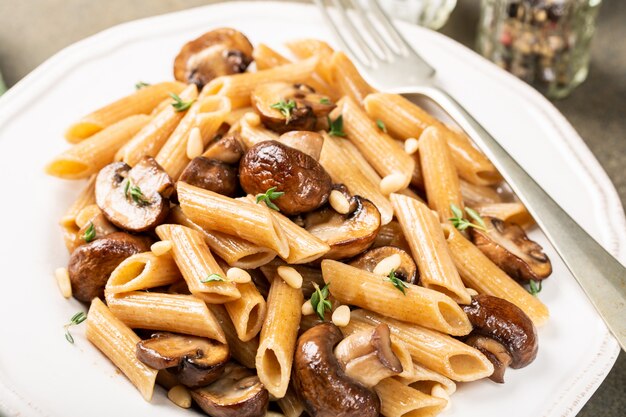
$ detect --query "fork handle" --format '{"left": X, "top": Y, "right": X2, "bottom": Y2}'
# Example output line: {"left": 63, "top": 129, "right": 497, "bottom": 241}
{"left": 411, "top": 85, "right": 626, "bottom": 351}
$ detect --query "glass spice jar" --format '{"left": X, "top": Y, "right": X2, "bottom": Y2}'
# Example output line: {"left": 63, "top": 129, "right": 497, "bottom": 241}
{"left": 477, "top": 0, "right": 602, "bottom": 99}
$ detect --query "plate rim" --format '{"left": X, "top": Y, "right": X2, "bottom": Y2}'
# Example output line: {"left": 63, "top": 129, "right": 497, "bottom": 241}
{"left": 0, "top": 2, "right": 621, "bottom": 416}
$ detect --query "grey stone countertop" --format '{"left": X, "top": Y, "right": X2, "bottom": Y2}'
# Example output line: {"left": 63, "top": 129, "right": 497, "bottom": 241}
{"left": 1, "top": 0, "right": 624, "bottom": 416}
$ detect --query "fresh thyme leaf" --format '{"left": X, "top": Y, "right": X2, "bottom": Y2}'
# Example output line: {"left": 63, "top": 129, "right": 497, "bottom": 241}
{"left": 169, "top": 92, "right": 195, "bottom": 112}
{"left": 528, "top": 280, "right": 542, "bottom": 296}
{"left": 310, "top": 283, "right": 332, "bottom": 320}
{"left": 255, "top": 187, "right": 284, "bottom": 211}
{"left": 82, "top": 222, "right": 96, "bottom": 243}
{"left": 449, "top": 204, "right": 487, "bottom": 232}
{"left": 64, "top": 311, "right": 87, "bottom": 344}
{"left": 135, "top": 81, "right": 150, "bottom": 90}
{"left": 319, "top": 98, "right": 331, "bottom": 105}
{"left": 465, "top": 207, "right": 487, "bottom": 229}
{"left": 376, "top": 119, "right": 387, "bottom": 133}
{"left": 385, "top": 269, "right": 408, "bottom": 295}
{"left": 270, "top": 99, "right": 297, "bottom": 123}
{"left": 327, "top": 115, "right": 346, "bottom": 137}
{"left": 201, "top": 273, "right": 225, "bottom": 283}
{"left": 124, "top": 180, "right": 150, "bottom": 205}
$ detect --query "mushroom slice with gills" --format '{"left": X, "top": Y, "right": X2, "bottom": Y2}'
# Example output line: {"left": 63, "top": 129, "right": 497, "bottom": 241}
{"left": 349, "top": 246, "right": 418, "bottom": 284}
{"left": 465, "top": 335, "right": 512, "bottom": 383}
{"left": 239, "top": 140, "right": 332, "bottom": 215}
{"left": 76, "top": 211, "right": 118, "bottom": 244}
{"left": 174, "top": 28, "right": 254, "bottom": 89}
{"left": 293, "top": 322, "right": 380, "bottom": 417}
{"left": 334, "top": 324, "right": 403, "bottom": 388}
{"left": 277, "top": 130, "right": 324, "bottom": 161}
{"left": 462, "top": 294, "right": 538, "bottom": 383}
{"left": 470, "top": 216, "right": 552, "bottom": 282}
{"left": 136, "top": 332, "right": 230, "bottom": 388}
{"left": 202, "top": 132, "right": 245, "bottom": 164}
{"left": 371, "top": 220, "right": 412, "bottom": 253}
{"left": 304, "top": 196, "right": 381, "bottom": 260}
{"left": 179, "top": 157, "right": 239, "bottom": 197}
{"left": 251, "top": 82, "right": 334, "bottom": 133}
{"left": 68, "top": 232, "right": 151, "bottom": 302}
{"left": 95, "top": 156, "right": 174, "bottom": 232}
{"left": 191, "top": 362, "right": 269, "bottom": 417}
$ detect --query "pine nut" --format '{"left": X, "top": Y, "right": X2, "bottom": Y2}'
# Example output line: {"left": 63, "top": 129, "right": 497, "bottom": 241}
{"left": 329, "top": 190, "right": 350, "bottom": 214}
{"left": 301, "top": 300, "right": 314, "bottom": 316}
{"left": 431, "top": 384, "right": 451, "bottom": 411}
{"left": 404, "top": 137, "right": 419, "bottom": 155}
{"left": 380, "top": 172, "right": 405, "bottom": 195}
{"left": 277, "top": 266, "right": 303, "bottom": 289}
{"left": 227, "top": 267, "right": 252, "bottom": 284}
{"left": 243, "top": 112, "right": 261, "bottom": 127}
{"left": 151, "top": 240, "right": 172, "bottom": 256}
{"left": 55, "top": 267, "right": 72, "bottom": 299}
{"left": 167, "top": 385, "right": 192, "bottom": 409}
{"left": 331, "top": 305, "right": 351, "bottom": 327}
{"left": 373, "top": 254, "right": 402, "bottom": 276}
{"left": 186, "top": 127, "right": 204, "bottom": 159}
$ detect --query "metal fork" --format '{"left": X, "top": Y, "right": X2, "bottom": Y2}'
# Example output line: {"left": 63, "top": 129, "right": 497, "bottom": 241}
{"left": 315, "top": 0, "right": 626, "bottom": 351}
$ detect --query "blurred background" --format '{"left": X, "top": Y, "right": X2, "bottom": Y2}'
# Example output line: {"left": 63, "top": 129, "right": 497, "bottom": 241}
{"left": 0, "top": 1, "right": 624, "bottom": 416}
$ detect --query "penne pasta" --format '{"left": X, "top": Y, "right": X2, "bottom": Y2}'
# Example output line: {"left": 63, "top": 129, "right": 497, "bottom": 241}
{"left": 207, "top": 304, "right": 259, "bottom": 369}
{"left": 106, "top": 252, "right": 182, "bottom": 294}
{"left": 397, "top": 364, "right": 457, "bottom": 397}
{"left": 277, "top": 386, "right": 306, "bottom": 417}
{"left": 327, "top": 52, "right": 376, "bottom": 104}
{"left": 59, "top": 175, "right": 96, "bottom": 251}
{"left": 224, "top": 282, "right": 267, "bottom": 342}
{"left": 375, "top": 377, "right": 447, "bottom": 417}
{"left": 238, "top": 114, "right": 279, "bottom": 148}
{"left": 460, "top": 179, "right": 502, "bottom": 206}
{"left": 260, "top": 259, "right": 324, "bottom": 298}
{"left": 475, "top": 202, "right": 535, "bottom": 229}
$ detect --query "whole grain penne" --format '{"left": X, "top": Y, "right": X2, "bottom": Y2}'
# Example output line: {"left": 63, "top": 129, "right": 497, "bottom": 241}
{"left": 475, "top": 202, "right": 534, "bottom": 229}
{"left": 460, "top": 179, "right": 502, "bottom": 206}
{"left": 238, "top": 114, "right": 280, "bottom": 148}
{"left": 396, "top": 364, "right": 457, "bottom": 397}
{"left": 374, "top": 377, "right": 447, "bottom": 417}
{"left": 225, "top": 282, "right": 267, "bottom": 342}
{"left": 285, "top": 39, "right": 335, "bottom": 82}
{"left": 106, "top": 252, "right": 182, "bottom": 294}
{"left": 277, "top": 386, "right": 306, "bottom": 417}
{"left": 59, "top": 175, "right": 96, "bottom": 251}
{"left": 327, "top": 52, "right": 376, "bottom": 104}
{"left": 208, "top": 304, "right": 259, "bottom": 369}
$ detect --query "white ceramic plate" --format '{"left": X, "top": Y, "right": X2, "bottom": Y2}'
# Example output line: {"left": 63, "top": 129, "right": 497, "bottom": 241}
{"left": 0, "top": 2, "right": 622, "bottom": 417}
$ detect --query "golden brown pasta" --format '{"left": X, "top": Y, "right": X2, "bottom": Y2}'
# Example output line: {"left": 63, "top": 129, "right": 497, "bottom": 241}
{"left": 375, "top": 378, "right": 447, "bottom": 417}
{"left": 106, "top": 252, "right": 182, "bottom": 294}
{"left": 207, "top": 304, "right": 259, "bottom": 369}
{"left": 225, "top": 282, "right": 267, "bottom": 342}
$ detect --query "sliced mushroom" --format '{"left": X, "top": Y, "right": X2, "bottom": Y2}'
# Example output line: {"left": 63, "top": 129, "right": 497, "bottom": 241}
{"left": 304, "top": 196, "right": 381, "bottom": 260}
{"left": 179, "top": 157, "right": 239, "bottom": 197}
{"left": 462, "top": 295, "right": 538, "bottom": 383}
{"left": 174, "top": 28, "right": 253, "bottom": 88}
{"left": 470, "top": 216, "right": 551, "bottom": 282}
{"left": 191, "top": 362, "right": 269, "bottom": 417}
{"left": 372, "top": 220, "right": 411, "bottom": 253}
{"left": 251, "top": 82, "right": 335, "bottom": 133}
{"left": 465, "top": 335, "right": 512, "bottom": 383}
{"left": 136, "top": 332, "right": 229, "bottom": 388}
{"left": 68, "top": 232, "right": 151, "bottom": 302}
{"left": 293, "top": 323, "right": 380, "bottom": 417}
{"left": 277, "top": 130, "right": 324, "bottom": 161}
{"left": 203, "top": 132, "right": 245, "bottom": 164}
{"left": 349, "top": 246, "right": 418, "bottom": 284}
{"left": 95, "top": 157, "right": 174, "bottom": 232}
{"left": 76, "top": 210, "right": 118, "bottom": 244}
{"left": 239, "top": 141, "right": 332, "bottom": 215}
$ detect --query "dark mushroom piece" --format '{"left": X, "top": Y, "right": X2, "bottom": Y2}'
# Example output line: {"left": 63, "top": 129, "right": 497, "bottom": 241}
{"left": 371, "top": 220, "right": 411, "bottom": 253}
{"left": 136, "top": 332, "right": 229, "bottom": 388}
{"left": 277, "top": 130, "right": 324, "bottom": 161}
{"left": 203, "top": 132, "right": 245, "bottom": 164}
{"left": 462, "top": 295, "right": 538, "bottom": 383}
{"left": 239, "top": 140, "right": 332, "bottom": 215}
{"left": 304, "top": 196, "right": 381, "bottom": 260}
{"left": 179, "top": 157, "right": 239, "bottom": 197}
{"left": 191, "top": 362, "right": 269, "bottom": 417}
{"left": 96, "top": 157, "right": 174, "bottom": 232}
{"left": 68, "top": 232, "right": 151, "bottom": 302}
{"left": 251, "top": 82, "right": 335, "bottom": 133}
{"left": 470, "top": 216, "right": 552, "bottom": 282}
{"left": 293, "top": 323, "right": 380, "bottom": 417}
{"left": 349, "top": 246, "right": 418, "bottom": 284}
{"left": 174, "top": 28, "right": 254, "bottom": 89}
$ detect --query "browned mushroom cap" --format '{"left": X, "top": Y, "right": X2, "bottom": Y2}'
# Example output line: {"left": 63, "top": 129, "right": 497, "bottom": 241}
{"left": 96, "top": 157, "right": 174, "bottom": 232}
{"left": 293, "top": 322, "right": 380, "bottom": 417}
{"left": 179, "top": 157, "right": 239, "bottom": 197}
{"left": 136, "top": 332, "right": 229, "bottom": 388}
{"left": 202, "top": 132, "right": 245, "bottom": 164}
{"left": 463, "top": 295, "right": 538, "bottom": 382}
{"left": 470, "top": 216, "right": 551, "bottom": 282}
{"left": 304, "top": 196, "right": 381, "bottom": 260}
{"left": 239, "top": 141, "right": 332, "bottom": 215}
{"left": 277, "top": 130, "right": 324, "bottom": 161}
{"left": 349, "top": 246, "right": 418, "bottom": 284}
{"left": 68, "top": 232, "right": 151, "bottom": 302}
{"left": 251, "top": 82, "right": 335, "bottom": 133}
{"left": 465, "top": 335, "right": 512, "bottom": 383}
{"left": 191, "top": 362, "right": 269, "bottom": 417}
{"left": 174, "top": 28, "right": 253, "bottom": 89}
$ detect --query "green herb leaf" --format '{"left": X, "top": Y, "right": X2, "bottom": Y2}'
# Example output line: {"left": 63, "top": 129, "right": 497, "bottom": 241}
{"left": 465, "top": 207, "right": 487, "bottom": 229}
{"left": 124, "top": 180, "right": 150, "bottom": 205}
{"left": 201, "top": 273, "right": 225, "bottom": 283}
{"left": 64, "top": 311, "right": 87, "bottom": 344}
{"left": 169, "top": 92, "right": 195, "bottom": 112}
{"left": 528, "top": 280, "right": 542, "bottom": 296}
{"left": 255, "top": 186, "right": 285, "bottom": 211}
{"left": 376, "top": 119, "right": 387, "bottom": 133}
{"left": 270, "top": 99, "right": 297, "bottom": 123}
{"left": 319, "top": 98, "right": 331, "bottom": 105}
{"left": 327, "top": 114, "right": 346, "bottom": 137}
{"left": 385, "top": 269, "right": 408, "bottom": 295}
{"left": 310, "top": 283, "right": 332, "bottom": 321}
{"left": 135, "top": 81, "right": 150, "bottom": 90}
{"left": 82, "top": 222, "right": 96, "bottom": 243}
{"left": 448, "top": 203, "right": 487, "bottom": 232}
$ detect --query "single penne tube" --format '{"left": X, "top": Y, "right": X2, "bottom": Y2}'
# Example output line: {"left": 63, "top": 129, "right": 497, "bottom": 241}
{"left": 156, "top": 95, "right": 231, "bottom": 179}
{"left": 86, "top": 298, "right": 158, "bottom": 401}
{"left": 475, "top": 202, "right": 535, "bottom": 229}
{"left": 178, "top": 182, "right": 290, "bottom": 258}
{"left": 351, "top": 309, "right": 494, "bottom": 382}
{"left": 208, "top": 304, "right": 259, "bottom": 369}
{"left": 321, "top": 260, "right": 471, "bottom": 335}
{"left": 338, "top": 96, "right": 415, "bottom": 192}
{"left": 395, "top": 364, "right": 457, "bottom": 396}
{"left": 200, "top": 57, "right": 319, "bottom": 108}
{"left": 239, "top": 113, "right": 280, "bottom": 148}
{"left": 59, "top": 175, "right": 96, "bottom": 251}
{"left": 390, "top": 193, "right": 471, "bottom": 305}
{"left": 442, "top": 224, "right": 549, "bottom": 325}
{"left": 47, "top": 115, "right": 150, "bottom": 179}
{"left": 277, "top": 386, "right": 305, "bottom": 417}
{"left": 120, "top": 84, "right": 198, "bottom": 166}
{"left": 374, "top": 377, "right": 447, "bottom": 417}
{"left": 167, "top": 206, "right": 277, "bottom": 269}
{"left": 460, "top": 179, "right": 502, "bottom": 206}
{"left": 363, "top": 93, "right": 501, "bottom": 185}
{"left": 419, "top": 126, "right": 464, "bottom": 221}
{"left": 256, "top": 274, "right": 303, "bottom": 398}
{"left": 285, "top": 39, "right": 335, "bottom": 82}
{"left": 65, "top": 81, "right": 186, "bottom": 143}
{"left": 320, "top": 133, "right": 393, "bottom": 225}
{"left": 327, "top": 52, "right": 376, "bottom": 103}
{"left": 105, "top": 291, "right": 226, "bottom": 343}
{"left": 106, "top": 252, "right": 182, "bottom": 294}
{"left": 224, "top": 282, "right": 267, "bottom": 342}
{"left": 155, "top": 224, "right": 241, "bottom": 304}
{"left": 223, "top": 106, "right": 253, "bottom": 126}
